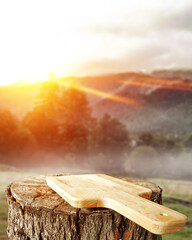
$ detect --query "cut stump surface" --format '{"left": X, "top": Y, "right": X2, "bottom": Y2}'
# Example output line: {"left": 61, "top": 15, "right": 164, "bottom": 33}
{"left": 6, "top": 174, "right": 162, "bottom": 240}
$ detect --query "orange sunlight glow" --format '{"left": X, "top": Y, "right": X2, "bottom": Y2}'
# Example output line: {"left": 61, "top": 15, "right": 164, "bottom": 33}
{"left": 0, "top": 1, "right": 168, "bottom": 86}
{"left": 61, "top": 82, "right": 140, "bottom": 106}
{"left": 121, "top": 76, "right": 192, "bottom": 92}
{"left": 0, "top": 1, "right": 101, "bottom": 86}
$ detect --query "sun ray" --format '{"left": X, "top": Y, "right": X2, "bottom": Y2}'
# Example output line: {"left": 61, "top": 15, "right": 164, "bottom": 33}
{"left": 60, "top": 82, "right": 140, "bottom": 106}
{"left": 120, "top": 76, "right": 192, "bottom": 92}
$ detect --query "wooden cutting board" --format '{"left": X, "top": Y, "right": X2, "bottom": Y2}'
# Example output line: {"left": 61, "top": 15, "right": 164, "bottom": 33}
{"left": 46, "top": 174, "right": 187, "bottom": 235}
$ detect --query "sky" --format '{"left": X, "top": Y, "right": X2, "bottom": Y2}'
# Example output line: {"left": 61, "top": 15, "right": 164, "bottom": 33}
{"left": 0, "top": 0, "right": 192, "bottom": 85}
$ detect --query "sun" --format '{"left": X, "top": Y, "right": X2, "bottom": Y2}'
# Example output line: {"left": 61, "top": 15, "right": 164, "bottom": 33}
{"left": 0, "top": 0, "right": 134, "bottom": 86}
{"left": 0, "top": 0, "right": 168, "bottom": 86}
{"left": 0, "top": 1, "right": 92, "bottom": 86}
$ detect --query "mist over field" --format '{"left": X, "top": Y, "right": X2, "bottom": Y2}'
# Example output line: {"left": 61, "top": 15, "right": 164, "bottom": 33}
{"left": 0, "top": 71, "right": 191, "bottom": 180}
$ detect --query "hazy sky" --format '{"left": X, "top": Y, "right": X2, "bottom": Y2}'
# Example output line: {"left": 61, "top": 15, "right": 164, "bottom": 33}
{"left": 0, "top": 0, "right": 192, "bottom": 84}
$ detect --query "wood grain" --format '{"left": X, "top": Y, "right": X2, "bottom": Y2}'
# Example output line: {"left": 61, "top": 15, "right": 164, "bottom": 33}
{"left": 46, "top": 174, "right": 187, "bottom": 235}
{"left": 6, "top": 174, "right": 163, "bottom": 240}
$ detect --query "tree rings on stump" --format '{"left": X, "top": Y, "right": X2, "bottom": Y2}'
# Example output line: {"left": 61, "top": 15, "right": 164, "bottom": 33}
{"left": 6, "top": 174, "right": 162, "bottom": 240}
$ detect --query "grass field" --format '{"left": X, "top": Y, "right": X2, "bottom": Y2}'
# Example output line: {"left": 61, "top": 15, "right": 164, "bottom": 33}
{"left": 150, "top": 179, "right": 192, "bottom": 240}
{"left": 0, "top": 194, "right": 8, "bottom": 239}
{"left": 0, "top": 171, "right": 192, "bottom": 239}
{"left": 162, "top": 198, "right": 192, "bottom": 240}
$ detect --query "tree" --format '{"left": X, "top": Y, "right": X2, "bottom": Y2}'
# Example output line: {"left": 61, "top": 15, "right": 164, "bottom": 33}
{"left": 56, "top": 85, "right": 94, "bottom": 154}
{"left": 0, "top": 109, "right": 19, "bottom": 156}
{"left": 36, "top": 80, "right": 60, "bottom": 111}
{"left": 139, "top": 133, "right": 153, "bottom": 146}
{"left": 138, "top": 132, "right": 178, "bottom": 152}
{"left": 23, "top": 83, "right": 95, "bottom": 154}
{"left": 125, "top": 145, "right": 158, "bottom": 177}
{"left": 93, "top": 114, "right": 130, "bottom": 157}
{"left": 23, "top": 81, "right": 60, "bottom": 149}
{"left": 152, "top": 133, "right": 178, "bottom": 152}
{"left": 9, "top": 127, "right": 37, "bottom": 157}
{"left": 23, "top": 108, "right": 58, "bottom": 149}
{"left": 182, "top": 133, "right": 192, "bottom": 148}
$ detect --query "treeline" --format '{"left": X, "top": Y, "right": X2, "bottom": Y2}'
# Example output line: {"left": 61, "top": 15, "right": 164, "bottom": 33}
{"left": 0, "top": 81, "right": 130, "bottom": 166}
{"left": 126, "top": 132, "right": 192, "bottom": 178}
{"left": 0, "top": 80, "right": 191, "bottom": 171}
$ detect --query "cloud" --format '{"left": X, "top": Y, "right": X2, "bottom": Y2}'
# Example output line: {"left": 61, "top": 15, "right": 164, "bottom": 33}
{"left": 1, "top": 0, "right": 192, "bottom": 79}
{"left": 75, "top": 1, "right": 192, "bottom": 73}
{"left": 156, "top": 5, "right": 192, "bottom": 31}
{"left": 79, "top": 2, "right": 192, "bottom": 37}
{"left": 72, "top": 29, "right": 192, "bottom": 75}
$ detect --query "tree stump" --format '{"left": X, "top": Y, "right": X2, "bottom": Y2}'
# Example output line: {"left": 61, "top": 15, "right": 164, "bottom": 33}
{"left": 6, "top": 174, "right": 162, "bottom": 240}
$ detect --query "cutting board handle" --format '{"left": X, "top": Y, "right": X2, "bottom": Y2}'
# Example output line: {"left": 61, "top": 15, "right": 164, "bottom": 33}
{"left": 46, "top": 175, "right": 187, "bottom": 235}
{"left": 105, "top": 194, "right": 187, "bottom": 235}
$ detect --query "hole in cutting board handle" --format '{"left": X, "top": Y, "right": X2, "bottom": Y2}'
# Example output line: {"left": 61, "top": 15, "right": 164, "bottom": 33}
{"left": 160, "top": 213, "right": 168, "bottom": 217}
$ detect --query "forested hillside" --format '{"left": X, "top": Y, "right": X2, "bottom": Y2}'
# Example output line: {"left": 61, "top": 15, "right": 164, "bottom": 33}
{"left": 0, "top": 75, "right": 192, "bottom": 179}
{"left": 0, "top": 72, "right": 191, "bottom": 134}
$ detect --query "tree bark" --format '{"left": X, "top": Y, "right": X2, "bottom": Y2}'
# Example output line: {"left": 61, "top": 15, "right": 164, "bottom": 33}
{"left": 6, "top": 174, "right": 162, "bottom": 240}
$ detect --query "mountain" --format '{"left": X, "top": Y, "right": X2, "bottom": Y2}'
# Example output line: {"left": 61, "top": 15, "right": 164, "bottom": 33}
{"left": 0, "top": 71, "right": 192, "bottom": 134}
{"left": 91, "top": 73, "right": 192, "bottom": 134}
{"left": 152, "top": 69, "right": 192, "bottom": 80}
